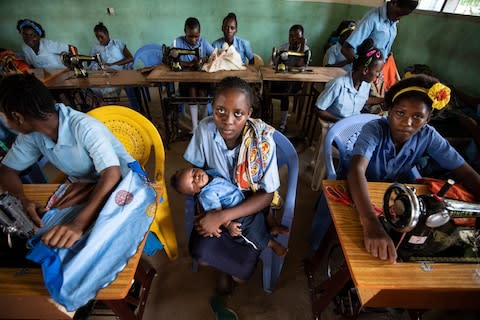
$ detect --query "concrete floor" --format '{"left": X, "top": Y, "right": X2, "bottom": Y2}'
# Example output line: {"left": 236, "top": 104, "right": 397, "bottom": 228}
{"left": 87, "top": 89, "right": 479, "bottom": 320}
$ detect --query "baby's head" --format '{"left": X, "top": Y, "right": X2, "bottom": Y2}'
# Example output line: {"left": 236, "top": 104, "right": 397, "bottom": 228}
{"left": 171, "top": 167, "right": 209, "bottom": 195}
{"left": 385, "top": 74, "right": 450, "bottom": 145}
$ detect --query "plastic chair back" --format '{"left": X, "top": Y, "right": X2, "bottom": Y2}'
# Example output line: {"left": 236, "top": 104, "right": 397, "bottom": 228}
{"left": 133, "top": 44, "right": 163, "bottom": 68}
{"left": 253, "top": 53, "right": 264, "bottom": 66}
{"left": 184, "top": 130, "right": 298, "bottom": 292}
{"left": 323, "top": 114, "right": 380, "bottom": 179}
{"left": 87, "top": 105, "right": 178, "bottom": 260}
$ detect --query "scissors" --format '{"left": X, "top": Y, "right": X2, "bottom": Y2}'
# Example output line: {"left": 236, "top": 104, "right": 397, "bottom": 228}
{"left": 325, "top": 184, "right": 353, "bottom": 207}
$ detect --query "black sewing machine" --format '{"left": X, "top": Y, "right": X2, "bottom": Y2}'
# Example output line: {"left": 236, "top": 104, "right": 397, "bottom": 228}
{"left": 60, "top": 45, "right": 104, "bottom": 78}
{"left": 162, "top": 45, "right": 201, "bottom": 71}
{"left": 382, "top": 180, "right": 480, "bottom": 262}
{"left": 271, "top": 47, "right": 311, "bottom": 72}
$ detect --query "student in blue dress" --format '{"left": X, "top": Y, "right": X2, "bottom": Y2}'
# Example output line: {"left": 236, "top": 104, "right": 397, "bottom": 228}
{"left": 323, "top": 20, "right": 356, "bottom": 71}
{"left": 16, "top": 19, "right": 68, "bottom": 69}
{"left": 172, "top": 17, "right": 214, "bottom": 132}
{"left": 341, "top": 0, "right": 418, "bottom": 63}
{"left": 270, "top": 24, "right": 310, "bottom": 132}
{"left": 0, "top": 74, "right": 134, "bottom": 248}
{"left": 89, "top": 22, "right": 134, "bottom": 98}
{"left": 347, "top": 75, "right": 480, "bottom": 263}
{"left": 172, "top": 167, "right": 287, "bottom": 256}
{"left": 89, "top": 22, "right": 133, "bottom": 71}
{"left": 316, "top": 39, "right": 384, "bottom": 123}
{"left": 212, "top": 12, "right": 254, "bottom": 65}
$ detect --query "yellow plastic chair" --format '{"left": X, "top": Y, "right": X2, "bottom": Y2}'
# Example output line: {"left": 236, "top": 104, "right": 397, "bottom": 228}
{"left": 87, "top": 105, "right": 178, "bottom": 260}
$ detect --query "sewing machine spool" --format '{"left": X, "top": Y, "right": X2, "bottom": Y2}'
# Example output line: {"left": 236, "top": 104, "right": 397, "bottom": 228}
{"left": 162, "top": 45, "right": 201, "bottom": 71}
{"left": 60, "top": 45, "right": 104, "bottom": 78}
{"left": 271, "top": 47, "right": 311, "bottom": 72}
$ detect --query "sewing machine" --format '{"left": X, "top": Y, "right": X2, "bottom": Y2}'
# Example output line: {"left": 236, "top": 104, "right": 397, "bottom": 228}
{"left": 162, "top": 45, "right": 201, "bottom": 71}
{"left": 271, "top": 48, "right": 311, "bottom": 73}
{"left": 60, "top": 45, "right": 104, "bottom": 78}
{"left": 382, "top": 180, "right": 480, "bottom": 262}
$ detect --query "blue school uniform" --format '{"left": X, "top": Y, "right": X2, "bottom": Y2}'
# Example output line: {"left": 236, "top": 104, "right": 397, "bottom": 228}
{"left": 184, "top": 117, "right": 280, "bottom": 193}
{"left": 172, "top": 36, "right": 214, "bottom": 62}
{"left": 324, "top": 42, "right": 351, "bottom": 72}
{"left": 2, "top": 103, "right": 134, "bottom": 180}
{"left": 315, "top": 72, "right": 370, "bottom": 118}
{"left": 309, "top": 117, "right": 466, "bottom": 251}
{"left": 212, "top": 36, "right": 254, "bottom": 65}
{"left": 346, "top": 3, "right": 397, "bottom": 59}
{"left": 22, "top": 39, "right": 68, "bottom": 69}
{"left": 184, "top": 116, "right": 279, "bottom": 280}
{"left": 352, "top": 117, "right": 465, "bottom": 181}
{"left": 89, "top": 39, "right": 128, "bottom": 71}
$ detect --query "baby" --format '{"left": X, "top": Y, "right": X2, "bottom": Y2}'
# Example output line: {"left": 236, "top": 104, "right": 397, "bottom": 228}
{"left": 171, "top": 167, "right": 287, "bottom": 256}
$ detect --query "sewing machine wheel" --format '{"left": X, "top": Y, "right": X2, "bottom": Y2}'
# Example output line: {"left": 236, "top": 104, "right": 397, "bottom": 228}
{"left": 383, "top": 183, "right": 421, "bottom": 233}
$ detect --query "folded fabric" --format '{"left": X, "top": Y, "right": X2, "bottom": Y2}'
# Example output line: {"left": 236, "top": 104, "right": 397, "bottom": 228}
{"left": 27, "top": 162, "right": 156, "bottom": 311}
{"left": 416, "top": 177, "right": 475, "bottom": 202}
{"left": 202, "top": 45, "right": 246, "bottom": 73}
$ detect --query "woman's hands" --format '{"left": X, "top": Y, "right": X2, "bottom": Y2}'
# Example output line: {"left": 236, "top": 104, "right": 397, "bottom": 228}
{"left": 195, "top": 211, "right": 225, "bottom": 237}
{"left": 21, "top": 197, "right": 47, "bottom": 228}
{"left": 361, "top": 216, "right": 397, "bottom": 263}
{"left": 41, "top": 222, "right": 83, "bottom": 248}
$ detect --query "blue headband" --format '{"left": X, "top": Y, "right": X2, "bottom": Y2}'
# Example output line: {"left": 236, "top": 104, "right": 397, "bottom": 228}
{"left": 19, "top": 20, "right": 44, "bottom": 37}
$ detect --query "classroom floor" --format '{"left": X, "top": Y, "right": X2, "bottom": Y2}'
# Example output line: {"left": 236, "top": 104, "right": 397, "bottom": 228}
{"left": 85, "top": 89, "right": 479, "bottom": 320}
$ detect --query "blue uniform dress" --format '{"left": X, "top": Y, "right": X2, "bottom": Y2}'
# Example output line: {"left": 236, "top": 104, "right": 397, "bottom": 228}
{"left": 22, "top": 39, "right": 68, "bottom": 69}
{"left": 184, "top": 117, "right": 280, "bottom": 280}
{"left": 89, "top": 39, "right": 129, "bottom": 97}
{"left": 310, "top": 117, "right": 465, "bottom": 251}
{"left": 2, "top": 103, "right": 133, "bottom": 179}
{"left": 172, "top": 36, "right": 214, "bottom": 62}
{"left": 345, "top": 3, "right": 397, "bottom": 59}
{"left": 212, "top": 35, "right": 254, "bottom": 65}
{"left": 315, "top": 72, "right": 370, "bottom": 119}
{"left": 90, "top": 39, "right": 128, "bottom": 71}
{"left": 324, "top": 42, "right": 351, "bottom": 72}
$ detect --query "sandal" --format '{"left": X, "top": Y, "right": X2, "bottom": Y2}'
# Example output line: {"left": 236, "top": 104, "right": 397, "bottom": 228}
{"left": 210, "top": 294, "right": 239, "bottom": 320}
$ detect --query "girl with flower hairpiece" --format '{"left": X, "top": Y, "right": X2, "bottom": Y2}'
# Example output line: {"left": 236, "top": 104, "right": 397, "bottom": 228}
{"left": 346, "top": 74, "right": 480, "bottom": 263}
{"left": 16, "top": 19, "right": 68, "bottom": 69}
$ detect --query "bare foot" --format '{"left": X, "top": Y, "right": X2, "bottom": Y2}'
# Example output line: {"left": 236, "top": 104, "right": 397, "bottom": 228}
{"left": 268, "top": 239, "right": 288, "bottom": 257}
{"left": 270, "top": 225, "right": 290, "bottom": 236}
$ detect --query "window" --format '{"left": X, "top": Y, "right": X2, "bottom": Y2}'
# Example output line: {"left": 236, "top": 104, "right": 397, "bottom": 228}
{"left": 418, "top": 0, "right": 480, "bottom": 16}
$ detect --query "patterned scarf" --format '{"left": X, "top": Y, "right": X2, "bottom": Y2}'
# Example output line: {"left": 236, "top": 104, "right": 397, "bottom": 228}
{"left": 235, "top": 118, "right": 275, "bottom": 192}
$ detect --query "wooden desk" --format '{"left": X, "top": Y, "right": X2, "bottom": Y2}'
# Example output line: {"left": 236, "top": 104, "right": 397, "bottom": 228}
{"left": 318, "top": 180, "right": 480, "bottom": 311}
{"left": 0, "top": 184, "right": 155, "bottom": 319}
{"left": 146, "top": 64, "right": 261, "bottom": 84}
{"left": 259, "top": 66, "right": 346, "bottom": 134}
{"left": 146, "top": 64, "right": 262, "bottom": 145}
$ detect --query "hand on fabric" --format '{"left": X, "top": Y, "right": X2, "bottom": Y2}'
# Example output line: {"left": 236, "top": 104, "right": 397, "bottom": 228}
{"left": 41, "top": 222, "right": 83, "bottom": 248}
{"left": 196, "top": 212, "right": 224, "bottom": 238}
{"left": 21, "top": 198, "right": 47, "bottom": 228}
{"left": 362, "top": 216, "right": 397, "bottom": 264}
{"left": 226, "top": 221, "right": 242, "bottom": 237}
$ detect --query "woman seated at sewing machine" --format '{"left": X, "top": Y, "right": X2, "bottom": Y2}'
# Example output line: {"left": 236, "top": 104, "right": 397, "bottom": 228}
{"left": 347, "top": 75, "right": 480, "bottom": 263}
{"left": 16, "top": 19, "right": 68, "bottom": 69}
{"left": 269, "top": 24, "right": 310, "bottom": 132}
{"left": 88, "top": 22, "right": 134, "bottom": 99}
{"left": 316, "top": 39, "right": 384, "bottom": 123}
{"left": 172, "top": 17, "right": 214, "bottom": 132}
{"left": 212, "top": 12, "right": 254, "bottom": 65}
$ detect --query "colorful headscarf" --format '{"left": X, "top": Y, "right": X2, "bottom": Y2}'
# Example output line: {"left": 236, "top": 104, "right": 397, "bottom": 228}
{"left": 16, "top": 18, "right": 45, "bottom": 38}
{"left": 235, "top": 119, "right": 275, "bottom": 192}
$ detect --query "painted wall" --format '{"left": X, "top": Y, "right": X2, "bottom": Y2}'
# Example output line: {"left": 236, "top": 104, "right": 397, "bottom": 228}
{"left": 0, "top": 0, "right": 478, "bottom": 95}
